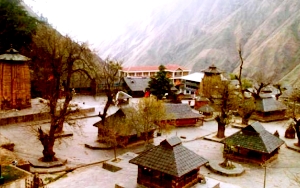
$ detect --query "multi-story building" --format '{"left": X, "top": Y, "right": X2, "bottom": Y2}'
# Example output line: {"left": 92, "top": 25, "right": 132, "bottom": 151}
{"left": 121, "top": 64, "right": 191, "bottom": 86}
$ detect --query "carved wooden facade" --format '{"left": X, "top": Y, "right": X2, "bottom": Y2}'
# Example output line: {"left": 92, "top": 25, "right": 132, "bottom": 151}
{"left": 0, "top": 48, "right": 31, "bottom": 110}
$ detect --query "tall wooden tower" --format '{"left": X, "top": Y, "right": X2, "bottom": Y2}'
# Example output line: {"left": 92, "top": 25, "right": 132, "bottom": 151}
{"left": 199, "top": 64, "right": 223, "bottom": 98}
{"left": 0, "top": 47, "right": 31, "bottom": 110}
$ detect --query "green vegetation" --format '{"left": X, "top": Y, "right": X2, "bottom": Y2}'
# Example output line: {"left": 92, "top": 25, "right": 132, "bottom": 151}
{"left": 148, "top": 65, "right": 173, "bottom": 100}
{"left": 1, "top": 165, "right": 27, "bottom": 183}
{"left": 0, "top": 0, "right": 38, "bottom": 52}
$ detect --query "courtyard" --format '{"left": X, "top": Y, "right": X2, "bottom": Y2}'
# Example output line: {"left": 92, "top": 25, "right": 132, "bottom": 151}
{"left": 0, "top": 95, "right": 300, "bottom": 188}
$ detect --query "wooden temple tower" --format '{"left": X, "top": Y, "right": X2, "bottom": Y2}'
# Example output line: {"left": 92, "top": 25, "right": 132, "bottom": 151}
{"left": 199, "top": 64, "right": 223, "bottom": 98}
{"left": 0, "top": 47, "right": 31, "bottom": 110}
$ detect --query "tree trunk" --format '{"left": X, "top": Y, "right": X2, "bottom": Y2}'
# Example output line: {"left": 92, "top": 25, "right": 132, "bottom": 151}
{"left": 98, "top": 94, "right": 113, "bottom": 136}
{"left": 241, "top": 118, "right": 249, "bottom": 126}
{"left": 38, "top": 127, "right": 57, "bottom": 162}
{"left": 55, "top": 121, "right": 64, "bottom": 133}
{"left": 113, "top": 146, "right": 117, "bottom": 161}
{"left": 216, "top": 122, "right": 226, "bottom": 138}
{"left": 294, "top": 119, "right": 300, "bottom": 146}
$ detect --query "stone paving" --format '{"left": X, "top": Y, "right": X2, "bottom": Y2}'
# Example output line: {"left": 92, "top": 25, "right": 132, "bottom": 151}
{"left": 1, "top": 95, "right": 300, "bottom": 188}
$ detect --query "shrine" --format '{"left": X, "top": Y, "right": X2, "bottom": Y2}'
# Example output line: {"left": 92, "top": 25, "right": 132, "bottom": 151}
{"left": 0, "top": 47, "right": 31, "bottom": 110}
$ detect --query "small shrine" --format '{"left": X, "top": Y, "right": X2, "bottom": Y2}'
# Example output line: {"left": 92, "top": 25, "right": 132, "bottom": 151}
{"left": 223, "top": 121, "right": 284, "bottom": 164}
{"left": 129, "top": 136, "right": 208, "bottom": 188}
{"left": 0, "top": 47, "right": 31, "bottom": 110}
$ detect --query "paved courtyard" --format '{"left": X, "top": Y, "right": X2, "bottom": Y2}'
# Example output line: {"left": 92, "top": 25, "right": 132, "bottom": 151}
{"left": 0, "top": 95, "right": 300, "bottom": 188}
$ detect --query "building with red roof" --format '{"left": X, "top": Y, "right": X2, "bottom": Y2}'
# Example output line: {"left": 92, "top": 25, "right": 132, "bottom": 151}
{"left": 121, "top": 64, "right": 191, "bottom": 86}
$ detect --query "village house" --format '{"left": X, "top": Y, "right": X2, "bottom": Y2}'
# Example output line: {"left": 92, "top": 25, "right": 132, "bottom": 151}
{"left": 179, "top": 72, "right": 204, "bottom": 95}
{"left": 129, "top": 136, "right": 208, "bottom": 188}
{"left": 163, "top": 103, "right": 205, "bottom": 126}
{"left": 123, "top": 77, "right": 150, "bottom": 97}
{"left": 120, "top": 64, "right": 190, "bottom": 86}
{"left": 223, "top": 121, "right": 284, "bottom": 164}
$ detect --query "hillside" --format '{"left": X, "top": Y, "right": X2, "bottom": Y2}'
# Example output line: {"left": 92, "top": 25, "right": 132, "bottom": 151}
{"left": 96, "top": 0, "right": 300, "bottom": 86}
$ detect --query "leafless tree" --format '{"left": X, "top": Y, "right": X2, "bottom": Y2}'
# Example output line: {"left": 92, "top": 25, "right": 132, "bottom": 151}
{"left": 97, "top": 58, "right": 123, "bottom": 137}
{"left": 236, "top": 47, "right": 256, "bottom": 125}
{"left": 29, "top": 24, "right": 96, "bottom": 162}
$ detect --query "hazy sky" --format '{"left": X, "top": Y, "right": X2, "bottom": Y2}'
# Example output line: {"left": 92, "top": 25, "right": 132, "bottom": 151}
{"left": 23, "top": 0, "right": 171, "bottom": 48}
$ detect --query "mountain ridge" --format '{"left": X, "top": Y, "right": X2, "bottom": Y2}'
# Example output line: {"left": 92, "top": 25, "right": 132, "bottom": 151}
{"left": 96, "top": 0, "right": 300, "bottom": 86}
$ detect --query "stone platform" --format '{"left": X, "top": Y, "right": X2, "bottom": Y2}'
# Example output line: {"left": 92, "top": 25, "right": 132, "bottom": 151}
{"left": 206, "top": 161, "right": 245, "bottom": 177}
{"left": 0, "top": 98, "right": 95, "bottom": 125}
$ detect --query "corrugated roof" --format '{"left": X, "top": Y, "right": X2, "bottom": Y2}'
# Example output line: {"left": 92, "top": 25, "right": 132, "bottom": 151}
{"left": 223, "top": 121, "right": 284, "bottom": 153}
{"left": 129, "top": 136, "right": 208, "bottom": 177}
{"left": 122, "top": 64, "right": 190, "bottom": 72}
{"left": 180, "top": 72, "right": 204, "bottom": 82}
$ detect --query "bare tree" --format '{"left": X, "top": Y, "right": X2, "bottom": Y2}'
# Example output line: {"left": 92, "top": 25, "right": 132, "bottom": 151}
{"left": 29, "top": 24, "right": 95, "bottom": 162}
{"left": 97, "top": 58, "right": 123, "bottom": 136}
{"left": 236, "top": 47, "right": 256, "bottom": 125}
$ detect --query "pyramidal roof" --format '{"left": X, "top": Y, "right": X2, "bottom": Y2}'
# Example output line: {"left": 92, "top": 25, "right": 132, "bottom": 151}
{"left": 129, "top": 136, "right": 208, "bottom": 177}
{"left": 223, "top": 121, "right": 284, "bottom": 153}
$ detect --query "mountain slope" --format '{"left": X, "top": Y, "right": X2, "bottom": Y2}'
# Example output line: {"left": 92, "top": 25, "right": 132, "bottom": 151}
{"left": 97, "top": 0, "right": 300, "bottom": 86}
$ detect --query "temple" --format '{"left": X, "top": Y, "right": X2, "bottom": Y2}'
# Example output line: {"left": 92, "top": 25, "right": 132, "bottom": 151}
{"left": 0, "top": 47, "right": 31, "bottom": 110}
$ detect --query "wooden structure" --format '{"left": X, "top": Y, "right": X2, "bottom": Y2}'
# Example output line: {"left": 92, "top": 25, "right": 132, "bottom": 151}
{"left": 199, "top": 64, "right": 223, "bottom": 98}
{"left": 194, "top": 96, "right": 210, "bottom": 110}
{"left": 123, "top": 77, "right": 150, "bottom": 97}
{"left": 163, "top": 103, "right": 205, "bottom": 126}
{"left": 0, "top": 48, "right": 31, "bottom": 110}
{"left": 252, "top": 96, "right": 287, "bottom": 122}
{"left": 129, "top": 136, "right": 208, "bottom": 188}
{"left": 197, "top": 104, "right": 215, "bottom": 118}
{"left": 223, "top": 121, "right": 284, "bottom": 164}
{"left": 93, "top": 106, "right": 156, "bottom": 146}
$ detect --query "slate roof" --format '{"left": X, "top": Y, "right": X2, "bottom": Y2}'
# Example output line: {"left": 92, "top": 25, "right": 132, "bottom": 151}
{"left": 198, "top": 104, "right": 215, "bottom": 113}
{"left": 129, "top": 136, "right": 208, "bottom": 177}
{"left": 124, "top": 77, "right": 150, "bottom": 92}
{"left": 201, "top": 64, "right": 223, "bottom": 74}
{"left": 164, "top": 103, "right": 204, "bottom": 120}
{"left": 0, "top": 48, "right": 31, "bottom": 61}
{"left": 93, "top": 106, "right": 157, "bottom": 136}
{"left": 223, "top": 121, "right": 284, "bottom": 153}
{"left": 256, "top": 98, "right": 287, "bottom": 112}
